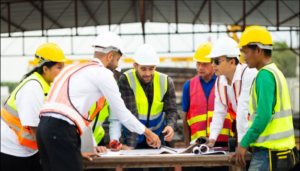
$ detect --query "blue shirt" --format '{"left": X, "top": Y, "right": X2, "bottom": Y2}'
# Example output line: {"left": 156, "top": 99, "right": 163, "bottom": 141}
{"left": 182, "top": 75, "right": 217, "bottom": 112}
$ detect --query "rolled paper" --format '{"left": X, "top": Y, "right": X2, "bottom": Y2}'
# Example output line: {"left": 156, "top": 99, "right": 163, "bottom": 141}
{"left": 200, "top": 144, "right": 209, "bottom": 153}
{"left": 193, "top": 146, "right": 200, "bottom": 154}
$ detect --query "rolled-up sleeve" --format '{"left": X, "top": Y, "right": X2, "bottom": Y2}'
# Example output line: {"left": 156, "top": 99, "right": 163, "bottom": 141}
{"left": 209, "top": 79, "right": 228, "bottom": 141}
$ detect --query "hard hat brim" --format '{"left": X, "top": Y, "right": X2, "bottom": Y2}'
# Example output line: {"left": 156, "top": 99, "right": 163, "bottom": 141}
{"left": 193, "top": 58, "right": 211, "bottom": 63}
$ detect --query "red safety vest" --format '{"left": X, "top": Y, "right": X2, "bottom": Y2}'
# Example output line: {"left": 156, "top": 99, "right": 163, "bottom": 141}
{"left": 217, "top": 64, "right": 248, "bottom": 120}
{"left": 40, "top": 62, "right": 106, "bottom": 135}
{"left": 187, "top": 76, "right": 233, "bottom": 142}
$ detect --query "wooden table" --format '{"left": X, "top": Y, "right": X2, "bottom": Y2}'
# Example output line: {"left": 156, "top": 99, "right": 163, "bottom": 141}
{"left": 83, "top": 152, "right": 252, "bottom": 171}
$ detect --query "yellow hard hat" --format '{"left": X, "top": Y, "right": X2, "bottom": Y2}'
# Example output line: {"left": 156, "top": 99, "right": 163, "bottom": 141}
{"left": 193, "top": 42, "right": 213, "bottom": 63}
{"left": 237, "top": 25, "right": 274, "bottom": 48}
{"left": 34, "top": 43, "right": 68, "bottom": 65}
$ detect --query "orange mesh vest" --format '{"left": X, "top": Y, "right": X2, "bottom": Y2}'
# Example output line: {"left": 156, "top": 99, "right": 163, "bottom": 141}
{"left": 40, "top": 62, "right": 105, "bottom": 135}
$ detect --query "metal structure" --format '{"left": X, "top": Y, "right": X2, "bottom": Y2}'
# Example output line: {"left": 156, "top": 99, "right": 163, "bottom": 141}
{"left": 1, "top": 0, "right": 299, "bottom": 56}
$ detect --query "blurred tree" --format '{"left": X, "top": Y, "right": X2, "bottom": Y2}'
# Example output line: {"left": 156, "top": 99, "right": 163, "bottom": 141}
{"left": 1, "top": 82, "right": 19, "bottom": 93}
{"left": 272, "top": 42, "right": 297, "bottom": 77}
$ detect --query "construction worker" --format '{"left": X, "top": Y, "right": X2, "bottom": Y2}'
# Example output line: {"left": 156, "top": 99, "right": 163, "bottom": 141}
{"left": 230, "top": 26, "right": 298, "bottom": 170}
{"left": 205, "top": 37, "right": 258, "bottom": 148}
{"left": 36, "top": 32, "right": 161, "bottom": 171}
{"left": 1, "top": 43, "right": 69, "bottom": 171}
{"left": 109, "top": 44, "right": 178, "bottom": 171}
{"left": 182, "top": 42, "right": 233, "bottom": 171}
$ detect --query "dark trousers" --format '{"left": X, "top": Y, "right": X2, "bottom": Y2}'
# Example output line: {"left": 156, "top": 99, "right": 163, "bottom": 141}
{"left": 36, "top": 116, "right": 83, "bottom": 171}
{"left": 1, "top": 152, "right": 43, "bottom": 171}
{"left": 126, "top": 134, "right": 166, "bottom": 171}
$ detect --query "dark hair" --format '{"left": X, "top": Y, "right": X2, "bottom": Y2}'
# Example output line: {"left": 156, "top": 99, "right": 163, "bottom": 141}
{"left": 20, "top": 61, "right": 57, "bottom": 83}
{"left": 226, "top": 57, "right": 240, "bottom": 66}
{"left": 247, "top": 45, "right": 272, "bottom": 57}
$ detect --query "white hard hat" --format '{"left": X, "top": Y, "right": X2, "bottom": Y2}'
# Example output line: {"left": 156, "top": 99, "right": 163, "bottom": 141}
{"left": 92, "top": 31, "right": 125, "bottom": 55}
{"left": 133, "top": 44, "right": 160, "bottom": 65}
{"left": 205, "top": 37, "right": 241, "bottom": 59}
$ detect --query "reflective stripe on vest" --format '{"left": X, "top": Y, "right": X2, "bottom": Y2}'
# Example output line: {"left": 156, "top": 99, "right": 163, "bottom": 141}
{"left": 217, "top": 64, "right": 248, "bottom": 120}
{"left": 1, "top": 72, "right": 50, "bottom": 149}
{"left": 249, "top": 63, "right": 295, "bottom": 150}
{"left": 187, "top": 76, "right": 233, "bottom": 142}
{"left": 40, "top": 62, "right": 105, "bottom": 136}
{"left": 89, "top": 100, "right": 109, "bottom": 144}
{"left": 124, "top": 69, "right": 167, "bottom": 143}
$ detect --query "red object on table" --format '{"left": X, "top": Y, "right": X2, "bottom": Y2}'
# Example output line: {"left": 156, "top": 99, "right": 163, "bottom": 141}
{"left": 109, "top": 140, "right": 120, "bottom": 149}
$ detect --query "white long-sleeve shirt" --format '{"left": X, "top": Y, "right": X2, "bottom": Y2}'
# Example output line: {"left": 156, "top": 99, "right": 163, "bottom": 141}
{"left": 44, "top": 58, "right": 145, "bottom": 136}
{"left": 109, "top": 110, "right": 122, "bottom": 140}
{"left": 209, "top": 64, "right": 257, "bottom": 142}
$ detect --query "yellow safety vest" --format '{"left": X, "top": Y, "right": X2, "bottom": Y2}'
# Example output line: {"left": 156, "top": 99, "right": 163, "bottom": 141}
{"left": 89, "top": 101, "right": 109, "bottom": 144}
{"left": 249, "top": 63, "right": 295, "bottom": 150}
{"left": 124, "top": 69, "right": 168, "bottom": 143}
{"left": 1, "top": 72, "right": 50, "bottom": 149}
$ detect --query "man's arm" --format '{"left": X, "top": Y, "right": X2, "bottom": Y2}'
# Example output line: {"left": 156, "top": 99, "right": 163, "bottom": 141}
{"left": 208, "top": 80, "right": 228, "bottom": 146}
{"left": 108, "top": 109, "right": 122, "bottom": 141}
{"left": 163, "top": 77, "right": 178, "bottom": 131}
{"left": 240, "top": 70, "right": 274, "bottom": 148}
{"left": 236, "top": 68, "right": 257, "bottom": 142}
{"left": 181, "top": 81, "right": 191, "bottom": 147}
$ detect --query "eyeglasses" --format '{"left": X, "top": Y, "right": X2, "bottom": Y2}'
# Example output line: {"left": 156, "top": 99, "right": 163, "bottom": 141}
{"left": 210, "top": 58, "right": 227, "bottom": 65}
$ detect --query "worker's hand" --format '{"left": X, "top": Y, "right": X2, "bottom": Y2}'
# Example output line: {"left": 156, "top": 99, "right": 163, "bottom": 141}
{"left": 229, "top": 145, "right": 247, "bottom": 167}
{"left": 109, "top": 140, "right": 122, "bottom": 152}
{"left": 207, "top": 138, "right": 216, "bottom": 147}
{"left": 94, "top": 146, "right": 107, "bottom": 153}
{"left": 82, "top": 152, "right": 101, "bottom": 161}
{"left": 144, "top": 128, "right": 161, "bottom": 148}
{"left": 122, "top": 145, "right": 134, "bottom": 150}
{"left": 162, "top": 126, "right": 174, "bottom": 142}
{"left": 184, "top": 139, "right": 190, "bottom": 148}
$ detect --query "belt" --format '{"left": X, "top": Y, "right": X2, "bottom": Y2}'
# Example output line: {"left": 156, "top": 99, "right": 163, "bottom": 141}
{"left": 253, "top": 147, "right": 268, "bottom": 153}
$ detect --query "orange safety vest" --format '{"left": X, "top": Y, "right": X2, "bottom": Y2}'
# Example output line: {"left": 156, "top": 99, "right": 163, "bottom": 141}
{"left": 217, "top": 64, "right": 248, "bottom": 120}
{"left": 40, "top": 62, "right": 106, "bottom": 135}
{"left": 187, "top": 76, "right": 233, "bottom": 142}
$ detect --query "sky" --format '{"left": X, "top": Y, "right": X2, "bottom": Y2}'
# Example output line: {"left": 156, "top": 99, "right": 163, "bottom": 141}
{"left": 1, "top": 23, "right": 299, "bottom": 82}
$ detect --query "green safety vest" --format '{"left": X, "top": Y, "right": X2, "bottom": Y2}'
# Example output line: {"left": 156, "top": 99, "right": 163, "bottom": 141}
{"left": 249, "top": 63, "right": 295, "bottom": 150}
{"left": 1, "top": 72, "right": 50, "bottom": 149}
{"left": 89, "top": 100, "right": 110, "bottom": 144}
{"left": 124, "top": 69, "right": 168, "bottom": 143}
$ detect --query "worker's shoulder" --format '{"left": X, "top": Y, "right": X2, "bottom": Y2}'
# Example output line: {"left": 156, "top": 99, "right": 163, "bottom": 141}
{"left": 21, "top": 79, "right": 44, "bottom": 92}
{"left": 257, "top": 69, "right": 275, "bottom": 81}
{"left": 83, "top": 64, "right": 113, "bottom": 75}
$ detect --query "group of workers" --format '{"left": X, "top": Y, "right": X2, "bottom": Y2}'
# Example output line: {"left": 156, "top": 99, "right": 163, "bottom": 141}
{"left": 0, "top": 25, "right": 297, "bottom": 171}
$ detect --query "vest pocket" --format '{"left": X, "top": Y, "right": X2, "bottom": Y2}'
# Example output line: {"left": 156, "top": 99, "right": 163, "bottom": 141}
{"left": 269, "top": 148, "right": 295, "bottom": 171}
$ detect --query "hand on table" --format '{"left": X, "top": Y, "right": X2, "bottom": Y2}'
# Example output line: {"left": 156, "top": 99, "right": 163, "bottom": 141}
{"left": 82, "top": 152, "right": 101, "bottom": 161}
{"left": 162, "top": 126, "right": 174, "bottom": 142}
{"left": 207, "top": 139, "right": 216, "bottom": 147}
{"left": 121, "top": 145, "right": 134, "bottom": 150}
{"left": 94, "top": 146, "right": 107, "bottom": 153}
{"left": 229, "top": 144, "right": 248, "bottom": 167}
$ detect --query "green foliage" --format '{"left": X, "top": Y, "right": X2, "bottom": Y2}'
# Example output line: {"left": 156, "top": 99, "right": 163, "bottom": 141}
{"left": 1, "top": 82, "right": 19, "bottom": 93}
{"left": 272, "top": 42, "right": 297, "bottom": 77}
